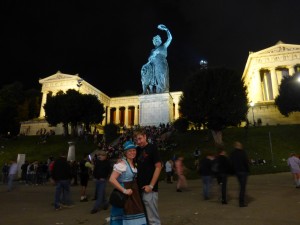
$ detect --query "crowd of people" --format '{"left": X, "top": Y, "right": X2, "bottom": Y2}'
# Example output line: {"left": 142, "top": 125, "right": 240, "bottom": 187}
{"left": 3, "top": 124, "right": 300, "bottom": 225}
{"left": 197, "top": 141, "right": 250, "bottom": 207}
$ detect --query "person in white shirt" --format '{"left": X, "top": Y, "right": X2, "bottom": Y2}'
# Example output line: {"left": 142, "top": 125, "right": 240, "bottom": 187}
{"left": 287, "top": 153, "right": 300, "bottom": 188}
{"left": 165, "top": 159, "right": 174, "bottom": 183}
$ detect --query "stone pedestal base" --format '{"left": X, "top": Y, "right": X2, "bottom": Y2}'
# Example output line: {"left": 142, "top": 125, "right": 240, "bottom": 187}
{"left": 139, "top": 93, "right": 174, "bottom": 126}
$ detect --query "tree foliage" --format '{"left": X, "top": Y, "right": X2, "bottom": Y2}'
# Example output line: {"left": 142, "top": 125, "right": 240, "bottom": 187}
{"left": 0, "top": 82, "right": 40, "bottom": 135}
{"left": 43, "top": 89, "right": 104, "bottom": 136}
{"left": 104, "top": 123, "right": 120, "bottom": 144}
{"left": 179, "top": 67, "right": 248, "bottom": 142}
{"left": 173, "top": 117, "right": 189, "bottom": 133}
{"left": 275, "top": 73, "right": 300, "bottom": 116}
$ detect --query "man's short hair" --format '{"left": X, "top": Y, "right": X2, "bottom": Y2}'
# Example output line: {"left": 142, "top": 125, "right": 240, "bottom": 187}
{"left": 133, "top": 128, "right": 146, "bottom": 137}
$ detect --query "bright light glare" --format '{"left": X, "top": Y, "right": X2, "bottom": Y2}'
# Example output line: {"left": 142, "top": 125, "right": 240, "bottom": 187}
{"left": 250, "top": 102, "right": 255, "bottom": 107}
{"left": 297, "top": 77, "right": 300, "bottom": 83}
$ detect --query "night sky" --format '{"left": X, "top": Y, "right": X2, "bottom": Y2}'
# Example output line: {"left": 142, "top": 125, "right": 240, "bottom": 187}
{"left": 2, "top": 0, "right": 300, "bottom": 97}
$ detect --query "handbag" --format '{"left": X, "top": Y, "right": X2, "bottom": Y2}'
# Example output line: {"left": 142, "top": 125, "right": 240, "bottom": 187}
{"left": 109, "top": 188, "right": 128, "bottom": 208}
{"left": 109, "top": 159, "right": 136, "bottom": 208}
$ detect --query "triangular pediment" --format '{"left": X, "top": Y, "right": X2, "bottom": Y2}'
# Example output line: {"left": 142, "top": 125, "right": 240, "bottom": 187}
{"left": 251, "top": 42, "right": 300, "bottom": 57}
{"left": 39, "top": 71, "right": 81, "bottom": 84}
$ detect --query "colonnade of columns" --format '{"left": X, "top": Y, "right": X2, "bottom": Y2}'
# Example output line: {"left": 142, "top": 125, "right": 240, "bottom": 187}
{"left": 106, "top": 105, "right": 139, "bottom": 127}
{"left": 38, "top": 91, "right": 181, "bottom": 128}
{"left": 254, "top": 66, "right": 296, "bottom": 102}
{"left": 106, "top": 101, "right": 181, "bottom": 128}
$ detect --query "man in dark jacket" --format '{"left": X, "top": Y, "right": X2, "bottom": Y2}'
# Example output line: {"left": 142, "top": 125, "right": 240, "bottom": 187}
{"left": 199, "top": 151, "right": 215, "bottom": 200}
{"left": 229, "top": 141, "right": 250, "bottom": 207}
{"left": 216, "top": 148, "right": 232, "bottom": 204}
{"left": 90, "top": 150, "right": 111, "bottom": 214}
{"left": 51, "top": 153, "right": 72, "bottom": 210}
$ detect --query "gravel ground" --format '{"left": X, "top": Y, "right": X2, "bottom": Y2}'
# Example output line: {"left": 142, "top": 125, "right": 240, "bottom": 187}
{"left": 0, "top": 172, "right": 299, "bottom": 225}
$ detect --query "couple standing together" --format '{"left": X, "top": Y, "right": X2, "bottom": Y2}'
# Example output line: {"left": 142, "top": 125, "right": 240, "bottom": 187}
{"left": 109, "top": 128, "right": 162, "bottom": 225}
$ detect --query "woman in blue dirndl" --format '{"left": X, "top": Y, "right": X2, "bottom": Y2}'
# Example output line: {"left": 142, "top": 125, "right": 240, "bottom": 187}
{"left": 109, "top": 141, "right": 147, "bottom": 225}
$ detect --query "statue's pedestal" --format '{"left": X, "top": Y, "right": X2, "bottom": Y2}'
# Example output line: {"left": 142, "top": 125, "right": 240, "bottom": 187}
{"left": 139, "top": 93, "right": 173, "bottom": 126}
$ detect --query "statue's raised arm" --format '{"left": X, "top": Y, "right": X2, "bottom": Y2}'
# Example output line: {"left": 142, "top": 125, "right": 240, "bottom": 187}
{"left": 141, "top": 24, "right": 172, "bottom": 94}
{"left": 157, "top": 24, "right": 172, "bottom": 48}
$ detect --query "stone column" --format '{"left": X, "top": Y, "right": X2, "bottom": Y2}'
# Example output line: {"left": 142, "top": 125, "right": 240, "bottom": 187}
{"left": 270, "top": 68, "right": 279, "bottom": 98}
{"left": 276, "top": 70, "right": 283, "bottom": 87}
{"left": 263, "top": 72, "right": 272, "bottom": 100}
{"left": 116, "top": 108, "right": 120, "bottom": 124}
{"left": 134, "top": 105, "right": 139, "bottom": 125}
{"left": 39, "top": 92, "right": 47, "bottom": 118}
{"left": 124, "top": 106, "right": 129, "bottom": 127}
{"left": 102, "top": 105, "right": 106, "bottom": 125}
{"left": 253, "top": 70, "right": 263, "bottom": 102}
{"left": 288, "top": 66, "right": 294, "bottom": 75}
{"left": 107, "top": 107, "right": 111, "bottom": 124}
{"left": 174, "top": 102, "right": 179, "bottom": 120}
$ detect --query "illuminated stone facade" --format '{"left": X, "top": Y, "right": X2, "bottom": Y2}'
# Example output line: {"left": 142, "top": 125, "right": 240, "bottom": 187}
{"left": 242, "top": 41, "right": 300, "bottom": 125}
{"left": 20, "top": 71, "right": 182, "bottom": 135}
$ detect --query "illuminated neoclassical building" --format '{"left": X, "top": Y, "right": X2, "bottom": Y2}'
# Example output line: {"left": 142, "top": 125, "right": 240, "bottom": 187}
{"left": 242, "top": 41, "right": 300, "bottom": 125}
{"left": 20, "top": 71, "right": 182, "bottom": 135}
{"left": 21, "top": 42, "right": 300, "bottom": 135}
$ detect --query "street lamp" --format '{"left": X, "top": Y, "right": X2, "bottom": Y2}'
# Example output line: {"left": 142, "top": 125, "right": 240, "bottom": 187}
{"left": 250, "top": 101, "right": 255, "bottom": 126}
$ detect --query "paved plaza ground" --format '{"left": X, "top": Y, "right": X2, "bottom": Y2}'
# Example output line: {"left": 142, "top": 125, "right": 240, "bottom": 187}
{"left": 0, "top": 172, "right": 299, "bottom": 225}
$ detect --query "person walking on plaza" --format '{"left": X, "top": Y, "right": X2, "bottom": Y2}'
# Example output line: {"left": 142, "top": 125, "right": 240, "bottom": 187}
{"left": 229, "top": 141, "right": 250, "bottom": 207}
{"left": 7, "top": 159, "right": 18, "bottom": 191}
{"left": 109, "top": 140, "right": 147, "bottom": 225}
{"left": 215, "top": 148, "right": 232, "bottom": 204}
{"left": 165, "top": 159, "right": 174, "bottom": 184}
{"left": 287, "top": 153, "right": 300, "bottom": 188}
{"left": 79, "top": 153, "right": 93, "bottom": 202}
{"left": 21, "top": 160, "right": 29, "bottom": 184}
{"left": 134, "top": 128, "right": 162, "bottom": 225}
{"left": 2, "top": 162, "right": 9, "bottom": 184}
{"left": 51, "top": 153, "right": 73, "bottom": 210}
{"left": 174, "top": 156, "right": 188, "bottom": 192}
{"left": 199, "top": 151, "right": 214, "bottom": 200}
{"left": 90, "top": 150, "right": 111, "bottom": 214}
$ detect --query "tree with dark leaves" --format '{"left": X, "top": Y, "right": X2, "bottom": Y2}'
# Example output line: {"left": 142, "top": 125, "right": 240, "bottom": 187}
{"left": 275, "top": 73, "right": 300, "bottom": 117}
{"left": 44, "top": 89, "right": 104, "bottom": 136}
{"left": 179, "top": 67, "right": 248, "bottom": 145}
